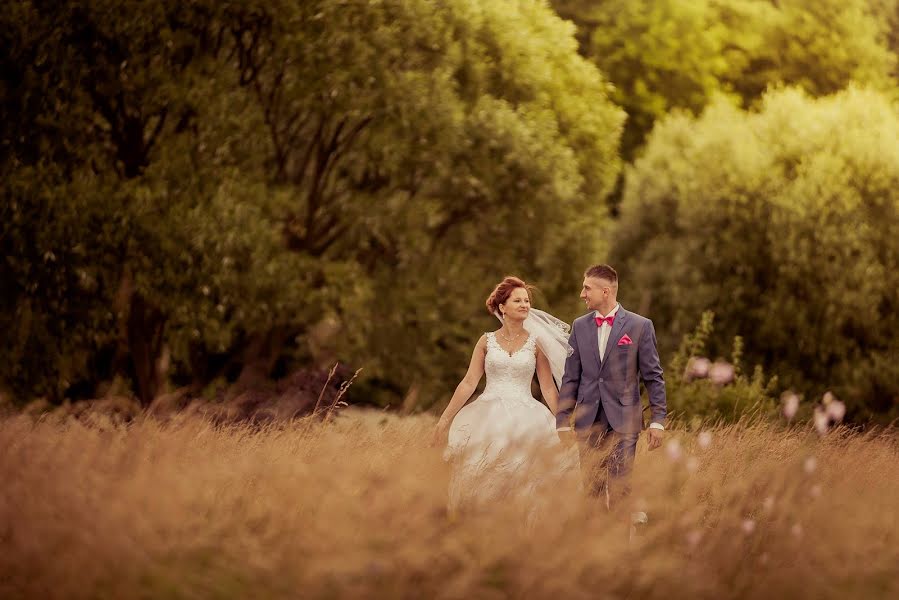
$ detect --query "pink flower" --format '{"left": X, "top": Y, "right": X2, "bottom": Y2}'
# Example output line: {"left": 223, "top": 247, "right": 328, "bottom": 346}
{"left": 686, "top": 357, "right": 711, "bottom": 380}
{"left": 697, "top": 431, "right": 713, "bottom": 449}
{"left": 741, "top": 519, "right": 756, "bottom": 535}
{"left": 781, "top": 391, "right": 799, "bottom": 420}
{"left": 813, "top": 407, "right": 829, "bottom": 436}
{"left": 665, "top": 439, "right": 683, "bottom": 462}
{"left": 709, "top": 361, "right": 736, "bottom": 385}
{"left": 826, "top": 399, "right": 846, "bottom": 422}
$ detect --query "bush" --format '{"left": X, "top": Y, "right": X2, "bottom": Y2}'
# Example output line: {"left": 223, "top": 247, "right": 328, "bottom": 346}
{"left": 664, "top": 311, "right": 778, "bottom": 426}
{"left": 614, "top": 87, "right": 899, "bottom": 423}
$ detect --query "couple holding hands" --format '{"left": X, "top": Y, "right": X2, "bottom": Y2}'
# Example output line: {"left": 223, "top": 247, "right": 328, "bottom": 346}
{"left": 436, "top": 264, "right": 667, "bottom": 515}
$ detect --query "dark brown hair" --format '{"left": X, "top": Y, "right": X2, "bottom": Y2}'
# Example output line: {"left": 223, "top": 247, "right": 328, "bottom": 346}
{"left": 486, "top": 276, "right": 533, "bottom": 315}
{"left": 584, "top": 264, "right": 618, "bottom": 284}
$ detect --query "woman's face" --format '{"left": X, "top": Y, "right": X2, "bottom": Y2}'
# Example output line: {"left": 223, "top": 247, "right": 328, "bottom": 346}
{"left": 501, "top": 287, "right": 531, "bottom": 321}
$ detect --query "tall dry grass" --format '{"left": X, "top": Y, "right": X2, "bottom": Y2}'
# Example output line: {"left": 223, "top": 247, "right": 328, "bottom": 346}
{"left": 1, "top": 408, "right": 897, "bottom": 599}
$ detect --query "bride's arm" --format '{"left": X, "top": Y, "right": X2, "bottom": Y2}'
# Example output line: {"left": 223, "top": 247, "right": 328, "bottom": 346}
{"left": 435, "top": 335, "right": 488, "bottom": 434}
{"left": 535, "top": 348, "right": 559, "bottom": 415}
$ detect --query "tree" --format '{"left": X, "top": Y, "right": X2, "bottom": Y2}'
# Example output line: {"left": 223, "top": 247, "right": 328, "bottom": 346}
{"left": 0, "top": 1, "right": 355, "bottom": 403}
{"left": 1, "top": 0, "right": 625, "bottom": 407}
{"left": 2, "top": 0, "right": 225, "bottom": 402}
{"left": 727, "top": 0, "right": 897, "bottom": 101}
{"left": 611, "top": 87, "right": 899, "bottom": 422}
{"left": 251, "top": 0, "right": 626, "bottom": 404}
{"left": 866, "top": 0, "right": 899, "bottom": 79}
{"left": 554, "top": 0, "right": 734, "bottom": 160}
{"left": 552, "top": 0, "right": 897, "bottom": 160}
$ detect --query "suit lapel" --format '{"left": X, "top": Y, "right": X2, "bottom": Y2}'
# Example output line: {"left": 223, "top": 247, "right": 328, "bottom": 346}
{"left": 600, "top": 307, "right": 628, "bottom": 374}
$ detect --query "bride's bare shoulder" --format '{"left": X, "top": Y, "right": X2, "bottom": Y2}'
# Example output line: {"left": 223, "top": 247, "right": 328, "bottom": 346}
{"left": 469, "top": 333, "right": 489, "bottom": 356}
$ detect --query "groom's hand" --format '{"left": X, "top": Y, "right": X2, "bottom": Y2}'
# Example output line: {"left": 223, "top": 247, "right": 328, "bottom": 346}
{"left": 557, "top": 429, "right": 576, "bottom": 446}
{"left": 647, "top": 427, "right": 663, "bottom": 451}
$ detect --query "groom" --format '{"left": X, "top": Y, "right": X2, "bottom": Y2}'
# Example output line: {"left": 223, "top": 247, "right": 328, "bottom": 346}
{"left": 557, "top": 264, "right": 667, "bottom": 507}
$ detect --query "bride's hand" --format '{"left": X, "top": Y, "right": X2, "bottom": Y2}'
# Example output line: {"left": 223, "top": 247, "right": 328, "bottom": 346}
{"left": 431, "top": 420, "right": 450, "bottom": 447}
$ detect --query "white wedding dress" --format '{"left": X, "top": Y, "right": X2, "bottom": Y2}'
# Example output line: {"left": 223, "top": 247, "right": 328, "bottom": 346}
{"left": 444, "top": 331, "right": 579, "bottom": 512}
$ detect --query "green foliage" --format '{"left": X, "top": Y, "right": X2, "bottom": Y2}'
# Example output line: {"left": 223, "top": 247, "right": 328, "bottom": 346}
{"left": 553, "top": 0, "right": 898, "bottom": 158}
{"left": 556, "top": 0, "right": 734, "bottom": 159}
{"left": 1, "top": 0, "right": 334, "bottom": 401}
{"left": 728, "top": 0, "right": 897, "bottom": 101}
{"left": 1, "top": 168, "right": 120, "bottom": 398}
{"left": 671, "top": 365, "right": 778, "bottom": 426}
{"left": 0, "top": 0, "right": 624, "bottom": 406}
{"left": 218, "top": 0, "right": 625, "bottom": 406}
{"left": 4, "top": 0, "right": 898, "bottom": 422}
{"left": 666, "top": 312, "right": 779, "bottom": 425}
{"left": 613, "top": 87, "right": 899, "bottom": 423}
{"left": 351, "top": 0, "right": 624, "bottom": 405}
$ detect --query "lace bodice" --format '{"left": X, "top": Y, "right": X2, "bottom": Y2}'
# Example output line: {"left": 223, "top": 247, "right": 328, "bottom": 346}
{"left": 483, "top": 332, "right": 537, "bottom": 398}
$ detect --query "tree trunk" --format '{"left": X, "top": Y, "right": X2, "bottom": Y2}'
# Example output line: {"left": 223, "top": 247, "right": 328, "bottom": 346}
{"left": 127, "top": 294, "right": 166, "bottom": 407}
{"left": 235, "top": 329, "right": 289, "bottom": 390}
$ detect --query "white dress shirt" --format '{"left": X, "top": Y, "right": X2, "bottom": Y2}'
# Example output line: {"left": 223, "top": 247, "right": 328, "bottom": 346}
{"left": 595, "top": 304, "right": 621, "bottom": 362}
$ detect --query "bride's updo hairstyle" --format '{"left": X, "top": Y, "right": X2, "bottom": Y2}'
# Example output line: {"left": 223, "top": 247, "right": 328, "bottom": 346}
{"left": 486, "top": 276, "right": 534, "bottom": 316}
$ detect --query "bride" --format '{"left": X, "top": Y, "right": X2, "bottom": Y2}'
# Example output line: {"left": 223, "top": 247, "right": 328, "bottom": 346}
{"left": 434, "top": 276, "right": 578, "bottom": 511}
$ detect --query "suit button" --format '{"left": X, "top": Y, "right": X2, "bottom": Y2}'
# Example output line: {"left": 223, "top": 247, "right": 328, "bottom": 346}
{"left": 599, "top": 378, "right": 604, "bottom": 383}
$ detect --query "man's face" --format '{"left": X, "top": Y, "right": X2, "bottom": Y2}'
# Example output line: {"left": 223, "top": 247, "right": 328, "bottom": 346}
{"left": 580, "top": 276, "right": 613, "bottom": 311}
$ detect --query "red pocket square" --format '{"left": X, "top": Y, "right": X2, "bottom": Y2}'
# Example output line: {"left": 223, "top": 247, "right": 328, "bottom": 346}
{"left": 617, "top": 334, "right": 633, "bottom": 346}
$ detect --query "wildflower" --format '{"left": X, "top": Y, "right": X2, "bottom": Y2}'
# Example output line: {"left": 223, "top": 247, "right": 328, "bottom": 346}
{"left": 665, "top": 439, "right": 682, "bottom": 462}
{"left": 826, "top": 399, "right": 846, "bottom": 423}
{"left": 685, "top": 357, "right": 711, "bottom": 380}
{"left": 781, "top": 391, "right": 799, "bottom": 420}
{"left": 813, "top": 407, "right": 829, "bottom": 436}
{"left": 741, "top": 519, "right": 756, "bottom": 535}
{"left": 709, "top": 361, "right": 736, "bottom": 385}
{"left": 697, "top": 431, "right": 712, "bottom": 449}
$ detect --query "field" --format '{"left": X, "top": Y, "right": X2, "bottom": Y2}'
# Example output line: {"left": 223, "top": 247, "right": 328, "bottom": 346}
{"left": 1, "top": 408, "right": 897, "bottom": 599}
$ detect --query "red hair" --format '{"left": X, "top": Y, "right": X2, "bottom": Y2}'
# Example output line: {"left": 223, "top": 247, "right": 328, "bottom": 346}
{"left": 486, "top": 276, "right": 534, "bottom": 315}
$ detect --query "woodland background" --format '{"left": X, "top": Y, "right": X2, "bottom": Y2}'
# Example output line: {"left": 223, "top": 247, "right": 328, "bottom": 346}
{"left": 2, "top": 0, "right": 898, "bottom": 424}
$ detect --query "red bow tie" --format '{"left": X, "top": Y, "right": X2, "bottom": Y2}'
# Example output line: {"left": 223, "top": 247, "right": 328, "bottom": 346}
{"left": 595, "top": 316, "right": 615, "bottom": 327}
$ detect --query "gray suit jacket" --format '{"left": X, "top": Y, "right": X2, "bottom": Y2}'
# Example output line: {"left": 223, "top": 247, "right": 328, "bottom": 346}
{"left": 556, "top": 307, "right": 666, "bottom": 435}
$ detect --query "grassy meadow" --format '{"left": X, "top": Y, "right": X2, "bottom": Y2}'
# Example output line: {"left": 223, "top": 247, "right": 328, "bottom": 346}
{"left": 1, "top": 407, "right": 897, "bottom": 600}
